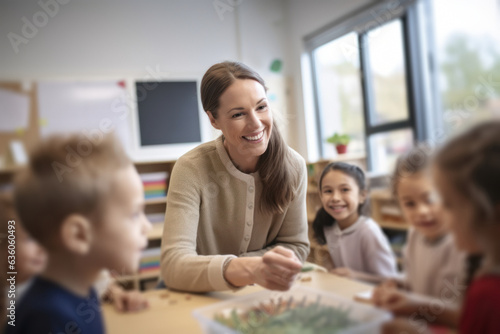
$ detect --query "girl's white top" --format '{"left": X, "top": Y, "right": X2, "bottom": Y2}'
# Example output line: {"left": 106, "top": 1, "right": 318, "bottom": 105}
{"left": 324, "top": 215, "right": 397, "bottom": 278}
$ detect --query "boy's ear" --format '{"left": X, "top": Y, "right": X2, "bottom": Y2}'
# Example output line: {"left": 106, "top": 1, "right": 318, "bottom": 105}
{"left": 207, "top": 111, "right": 220, "bottom": 130}
{"left": 60, "top": 214, "right": 93, "bottom": 255}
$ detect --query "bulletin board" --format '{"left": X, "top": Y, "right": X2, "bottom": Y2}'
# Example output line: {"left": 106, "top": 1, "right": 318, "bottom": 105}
{"left": 0, "top": 82, "right": 39, "bottom": 167}
{"left": 0, "top": 80, "right": 135, "bottom": 169}
{"left": 37, "top": 80, "right": 132, "bottom": 150}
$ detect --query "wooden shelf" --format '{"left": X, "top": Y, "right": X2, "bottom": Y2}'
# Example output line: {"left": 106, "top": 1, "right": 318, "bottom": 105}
{"left": 116, "top": 269, "right": 160, "bottom": 284}
{"left": 378, "top": 220, "right": 409, "bottom": 231}
{"left": 307, "top": 187, "right": 319, "bottom": 195}
{"left": 370, "top": 188, "right": 394, "bottom": 200}
{"left": 133, "top": 159, "right": 175, "bottom": 165}
{"left": 137, "top": 269, "right": 161, "bottom": 280}
{"left": 145, "top": 197, "right": 167, "bottom": 205}
{"left": 0, "top": 165, "right": 23, "bottom": 174}
{"left": 147, "top": 224, "right": 164, "bottom": 240}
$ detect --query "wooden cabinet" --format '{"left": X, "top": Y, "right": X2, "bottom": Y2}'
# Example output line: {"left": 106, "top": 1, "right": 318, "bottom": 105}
{"left": 370, "top": 188, "right": 408, "bottom": 231}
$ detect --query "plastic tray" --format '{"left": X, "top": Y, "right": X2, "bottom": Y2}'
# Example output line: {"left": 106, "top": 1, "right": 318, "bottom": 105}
{"left": 192, "top": 285, "right": 392, "bottom": 334}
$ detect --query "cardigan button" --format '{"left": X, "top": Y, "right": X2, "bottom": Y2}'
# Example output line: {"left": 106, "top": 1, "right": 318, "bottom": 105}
{"left": 248, "top": 186, "right": 254, "bottom": 193}
{"left": 246, "top": 221, "right": 251, "bottom": 226}
{"left": 248, "top": 203, "right": 253, "bottom": 210}
{"left": 244, "top": 235, "right": 250, "bottom": 241}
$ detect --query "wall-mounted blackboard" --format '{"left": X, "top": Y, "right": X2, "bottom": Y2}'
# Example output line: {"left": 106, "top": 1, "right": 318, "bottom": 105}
{"left": 136, "top": 81, "right": 201, "bottom": 146}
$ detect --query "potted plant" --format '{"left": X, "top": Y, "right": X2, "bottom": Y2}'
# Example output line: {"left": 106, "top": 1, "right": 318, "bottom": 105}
{"left": 326, "top": 133, "right": 350, "bottom": 154}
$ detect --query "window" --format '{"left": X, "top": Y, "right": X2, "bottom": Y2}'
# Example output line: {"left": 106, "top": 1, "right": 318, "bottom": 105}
{"left": 361, "top": 19, "right": 415, "bottom": 174}
{"left": 365, "top": 20, "right": 409, "bottom": 126}
{"left": 313, "top": 32, "right": 365, "bottom": 157}
{"left": 369, "top": 128, "right": 413, "bottom": 174}
{"left": 306, "top": 0, "right": 499, "bottom": 175}
{"left": 307, "top": 2, "right": 423, "bottom": 174}
{"left": 431, "top": 0, "right": 500, "bottom": 137}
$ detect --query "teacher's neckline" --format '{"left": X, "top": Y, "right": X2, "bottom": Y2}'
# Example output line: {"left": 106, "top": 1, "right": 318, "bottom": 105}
{"left": 221, "top": 136, "right": 259, "bottom": 174}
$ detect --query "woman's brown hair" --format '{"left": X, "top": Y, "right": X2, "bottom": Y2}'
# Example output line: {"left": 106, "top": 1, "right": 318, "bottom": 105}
{"left": 201, "top": 61, "right": 296, "bottom": 214}
{"left": 435, "top": 121, "right": 500, "bottom": 226}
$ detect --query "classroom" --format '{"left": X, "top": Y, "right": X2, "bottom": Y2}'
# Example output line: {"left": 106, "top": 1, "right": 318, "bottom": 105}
{"left": 0, "top": 1, "right": 499, "bottom": 333}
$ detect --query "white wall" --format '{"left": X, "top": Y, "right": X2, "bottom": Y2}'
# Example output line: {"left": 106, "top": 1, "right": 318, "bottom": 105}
{"left": 0, "top": 0, "right": 242, "bottom": 78}
{"left": 0, "top": 0, "right": 291, "bottom": 158}
{"left": 0, "top": 0, "right": 376, "bottom": 158}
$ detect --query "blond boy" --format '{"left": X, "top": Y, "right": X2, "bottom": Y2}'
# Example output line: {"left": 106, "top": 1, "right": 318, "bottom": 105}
{"left": 5, "top": 134, "right": 151, "bottom": 334}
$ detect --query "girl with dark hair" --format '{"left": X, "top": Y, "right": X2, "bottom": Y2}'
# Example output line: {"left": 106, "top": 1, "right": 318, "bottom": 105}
{"left": 160, "top": 61, "right": 309, "bottom": 292}
{"left": 312, "top": 162, "right": 397, "bottom": 283}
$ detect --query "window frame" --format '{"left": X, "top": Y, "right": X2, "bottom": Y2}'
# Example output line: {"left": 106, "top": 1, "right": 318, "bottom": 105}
{"left": 305, "top": 0, "right": 430, "bottom": 172}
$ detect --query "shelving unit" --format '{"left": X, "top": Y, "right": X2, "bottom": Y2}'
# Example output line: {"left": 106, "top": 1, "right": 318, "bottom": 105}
{"left": 124, "top": 159, "right": 175, "bottom": 291}
{"left": 370, "top": 188, "right": 408, "bottom": 230}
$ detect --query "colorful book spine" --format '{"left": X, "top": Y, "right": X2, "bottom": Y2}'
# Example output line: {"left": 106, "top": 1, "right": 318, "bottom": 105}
{"left": 139, "top": 247, "right": 161, "bottom": 273}
{"left": 140, "top": 172, "right": 169, "bottom": 199}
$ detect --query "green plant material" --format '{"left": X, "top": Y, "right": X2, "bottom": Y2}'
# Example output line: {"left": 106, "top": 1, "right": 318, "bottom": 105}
{"left": 326, "top": 133, "right": 350, "bottom": 146}
{"left": 270, "top": 59, "right": 283, "bottom": 73}
{"left": 213, "top": 296, "right": 357, "bottom": 334}
{"left": 301, "top": 266, "right": 314, "bottom": 272}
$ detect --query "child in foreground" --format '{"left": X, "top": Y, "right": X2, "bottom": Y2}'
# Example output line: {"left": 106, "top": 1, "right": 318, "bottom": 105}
{"left": 0, "top": 193, "right": 47, "bottom": 300}
{"left": 373, "top": 146, "right": 466, "bottom": 328}
{"left": 0, "top": 193, "right": 148, "bottom": 315}
{"left": 383, "top": 121, "right": 500, "bottom": 334}
{"left": 1, "top": 193, "right": 47, "bottom": 328}
{"left": 5, "top": 134, "right": 151, "bottom": 334}
{"left": 312, "top": 162, "right": 397, "bottom": 283}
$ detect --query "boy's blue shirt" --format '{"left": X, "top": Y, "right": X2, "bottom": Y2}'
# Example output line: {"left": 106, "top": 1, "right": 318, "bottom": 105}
{"left": 5, "top": 276, "right": 104, "bottom": 334}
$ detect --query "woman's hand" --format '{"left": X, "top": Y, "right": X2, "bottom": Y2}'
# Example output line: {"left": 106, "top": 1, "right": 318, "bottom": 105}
{"left": 252, "top": 246, "right": 303, "bottom": 290}
{"left": 224, "top": 246, "right": 302, "bottom": 291}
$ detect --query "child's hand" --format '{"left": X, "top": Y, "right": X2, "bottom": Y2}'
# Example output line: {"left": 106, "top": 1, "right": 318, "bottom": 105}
{"left": 329, "top": 267, "right": 352, "bottom": 278}
{"left": 373, "top": 287, "right": 418, "bottom": 316}
{"left": 372, "top": 281, "right": 398, "bottom": 306}
{"left": 382, "top": 318, "right": 424, "bottom": 334}
{"left": 378, "top": 279, "right": 399, "bottom": 290}
{"left": 107, "top": 284, "right": 149, "bottom": 313}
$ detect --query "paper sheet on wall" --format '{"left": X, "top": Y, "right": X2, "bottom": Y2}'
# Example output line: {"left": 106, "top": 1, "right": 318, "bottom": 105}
{"left": 0, "top": 88, "right": 30, "bottom": 132}
{"left": 37, "top": 81, "right": 132, "bottom": 151}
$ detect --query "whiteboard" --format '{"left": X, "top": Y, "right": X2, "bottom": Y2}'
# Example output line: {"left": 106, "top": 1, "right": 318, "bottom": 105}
{"left": 0, "top": 88, "right": 30, "bottom": 132}
{"left": 37, "top": 81, "right": 132, "bottom": 151}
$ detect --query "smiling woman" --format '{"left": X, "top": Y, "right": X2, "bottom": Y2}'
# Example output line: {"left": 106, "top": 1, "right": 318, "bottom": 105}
{"left": 160, "top": 61, "right": 310, "bottom": 293}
